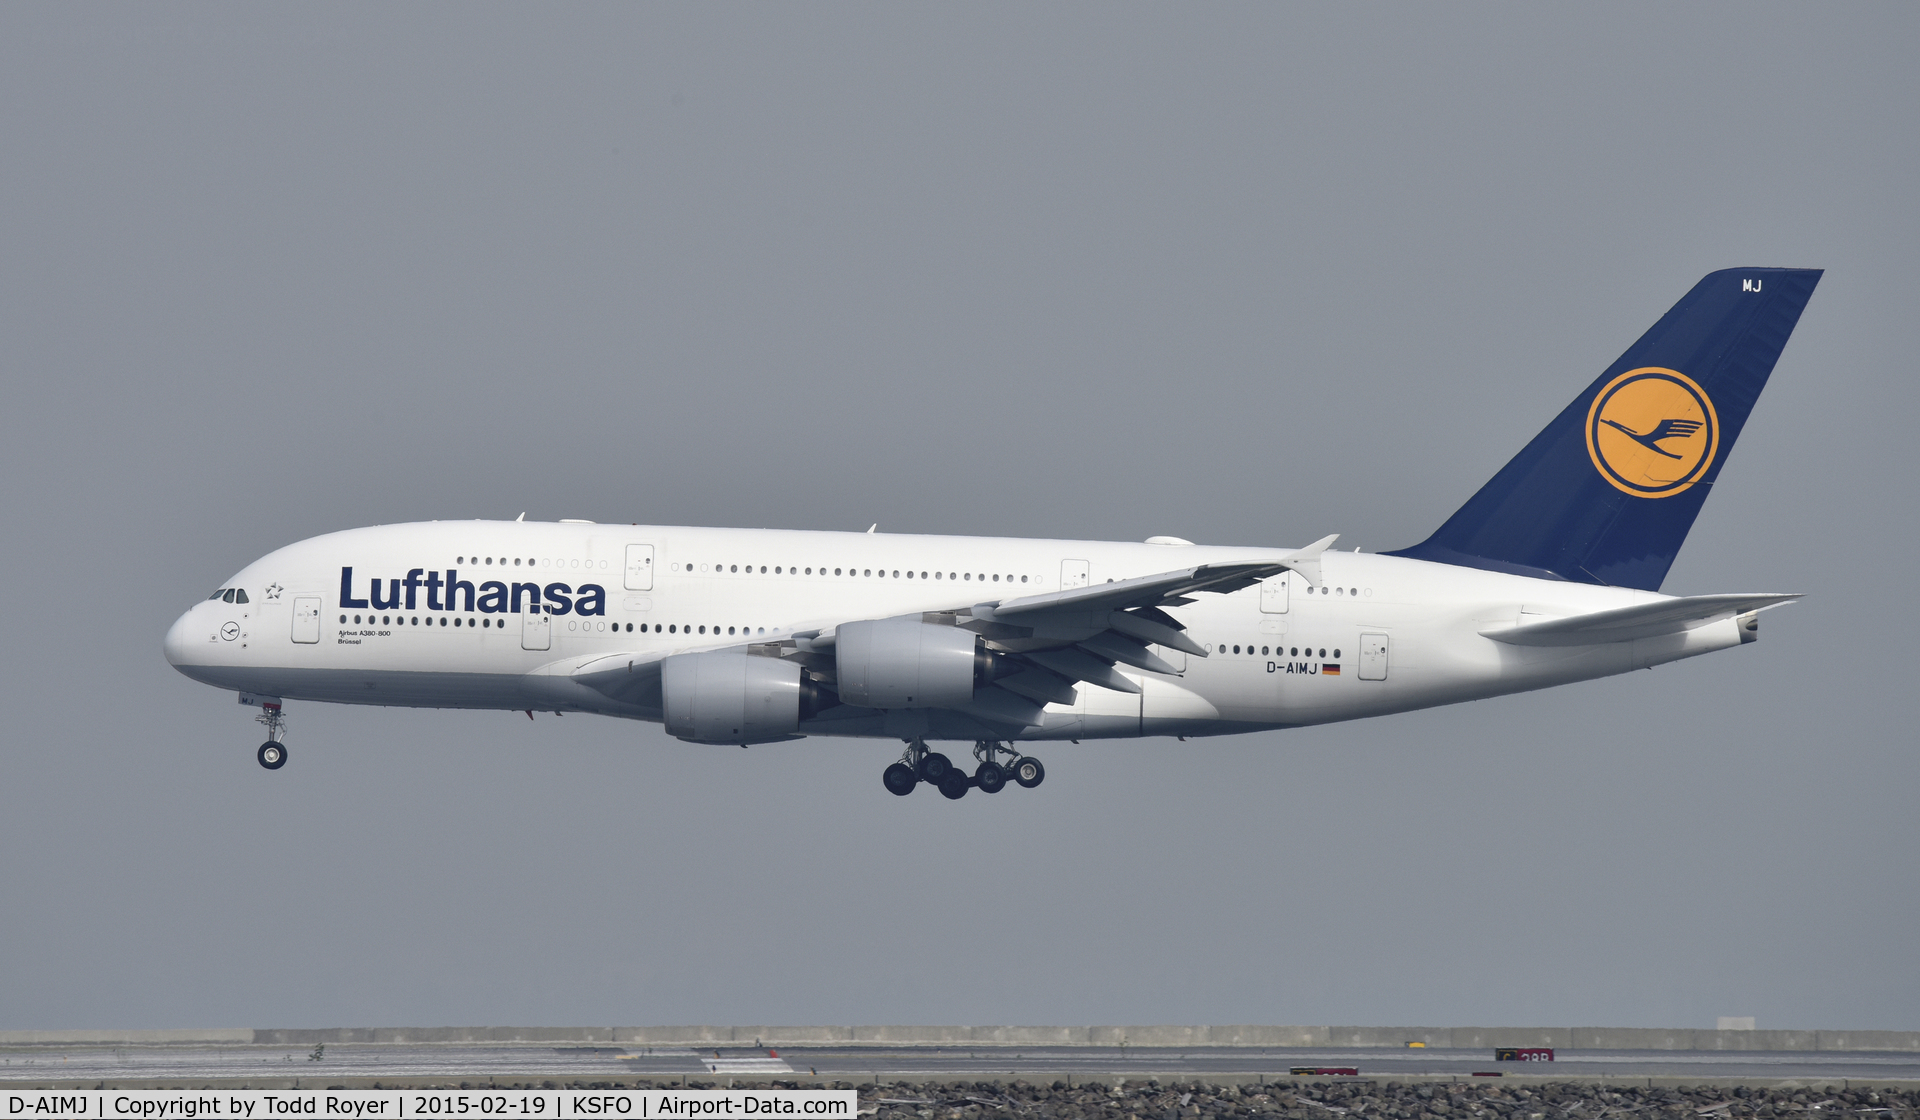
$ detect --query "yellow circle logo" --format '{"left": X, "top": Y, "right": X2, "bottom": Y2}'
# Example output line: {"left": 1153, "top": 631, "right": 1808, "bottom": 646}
{"left": 1585, "top": 367, "right": 1719, "bottom": 498}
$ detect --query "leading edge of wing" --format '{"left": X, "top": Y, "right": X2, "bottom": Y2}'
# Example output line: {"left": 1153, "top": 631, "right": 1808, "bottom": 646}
{"left": 985, "top": 534, "right": 1340, "bottom": 620}
{"left": 1481, "top": 593, "right": 1801, "bottom": 647}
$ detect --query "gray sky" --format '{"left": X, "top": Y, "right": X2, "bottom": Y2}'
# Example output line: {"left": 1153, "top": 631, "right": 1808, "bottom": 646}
{"left": 2, "top": 4, "right": 1914, "bottom": 1033}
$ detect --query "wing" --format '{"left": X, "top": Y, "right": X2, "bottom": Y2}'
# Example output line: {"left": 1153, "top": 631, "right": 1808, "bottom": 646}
{"left": 1480, "top": 593, "right": 1799, "bottom": 646}
{"left": 797, "top": 535, "right": 1339, "bottom": 731}
{"left": 572, "top": 536, "right": 1341, "bottom": 733}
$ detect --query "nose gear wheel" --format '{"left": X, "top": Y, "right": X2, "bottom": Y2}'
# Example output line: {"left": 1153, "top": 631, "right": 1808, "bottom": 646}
{"left": 254, "top": 703, "right": 289, "bottom": 771}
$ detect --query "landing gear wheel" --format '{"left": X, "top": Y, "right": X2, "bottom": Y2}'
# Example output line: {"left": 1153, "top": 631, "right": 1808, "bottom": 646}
{"left": 1011, "top": 755, "right": 1044, "bottom": 788}
{"left": 257, "top": 741, "right": 288, "bottom": 770}
{"left": 937, "top": 769, "right": 971, "bottom": 800}
{"left": 974, "top": 761, "right": 1007, "bottom": 793}
{"left": 883, "top": 762, "right": 918, "bottom": 796}
{"left": 918, "top": 751, "right": 953, "bottom": 784}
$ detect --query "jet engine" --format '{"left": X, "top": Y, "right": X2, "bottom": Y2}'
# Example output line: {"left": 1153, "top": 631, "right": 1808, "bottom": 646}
{"left": 662, "top": 651, "right": 835, "bottom": 745}
{"left": 835, "top": 617, "right": 987, "bottom": 708}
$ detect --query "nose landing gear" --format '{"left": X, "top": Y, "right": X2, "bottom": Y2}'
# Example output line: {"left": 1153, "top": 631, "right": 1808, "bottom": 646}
{"left": 880, "top": 739, "right": 1044, "bottom": 799}
{"left": 254, "top": 701, "right": 289, "bottom": 770}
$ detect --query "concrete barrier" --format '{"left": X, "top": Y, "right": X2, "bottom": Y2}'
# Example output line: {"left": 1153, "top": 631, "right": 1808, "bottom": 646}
{"left": 1209, "top": 1026, "right": 1330, "bottom": 1047}
{"left": 973, "top": 1027, "right": 1086, "bottom": 1046}
{"left": 250, "top": 1027, "right": 623, "bottom": 1046}
{"left": 1450, "top": 1027, "right": 1571, "bottom": 1050}
{"left": 0, "top": 1029, "right": 252, "bottom": 1045}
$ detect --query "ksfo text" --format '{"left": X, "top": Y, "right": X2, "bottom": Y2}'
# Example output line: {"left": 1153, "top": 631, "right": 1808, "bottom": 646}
{"left": 11, "top": 1092, "right": 852, "bottom": 1120}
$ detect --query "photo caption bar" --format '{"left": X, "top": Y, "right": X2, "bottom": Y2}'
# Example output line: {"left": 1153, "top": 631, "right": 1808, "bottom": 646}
{"left": 8, "top": 1091, "right": 856, "bottom": 1120}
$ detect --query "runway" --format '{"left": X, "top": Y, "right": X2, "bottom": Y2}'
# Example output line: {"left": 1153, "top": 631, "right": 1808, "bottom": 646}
{"left": 3, "top": 1042, "right": 1918, "bottom": 1087}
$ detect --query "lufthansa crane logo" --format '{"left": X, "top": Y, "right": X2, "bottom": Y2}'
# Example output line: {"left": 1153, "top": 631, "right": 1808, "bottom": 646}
{"left": 1585, "top": 367, "right": 1719, "bottom": 498}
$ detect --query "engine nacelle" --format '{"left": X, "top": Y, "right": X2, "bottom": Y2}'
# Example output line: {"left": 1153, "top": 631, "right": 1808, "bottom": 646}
{"left": 662, "top": 651, "right": 813, "bottom": 745}
{"left": 836, "top": 617, "right": 981, "bottom": 708}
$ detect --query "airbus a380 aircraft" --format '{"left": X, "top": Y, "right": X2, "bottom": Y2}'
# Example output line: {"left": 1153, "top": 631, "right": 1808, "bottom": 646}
{"left": 166, "top": 268, "right": 1820, "bottom": 799}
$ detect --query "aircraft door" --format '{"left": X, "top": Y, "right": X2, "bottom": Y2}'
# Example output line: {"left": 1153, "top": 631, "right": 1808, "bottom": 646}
{"left": 624, "top": 544, "right": 655, "bottom": 591}
{"left": 522, "top": 605, "right": 550, "bottom": 651}
{"left": 1060, "top": 559, "right": 1090, "bottom": 589}
{"left": 1260, "top": 572, "right": 1290, "bottom": 614}
{"left": 291, "top": 596, "right": 321, "bottom": 644}
{"left": 1359, "top": 632, "right": 1389, "bottom": 680}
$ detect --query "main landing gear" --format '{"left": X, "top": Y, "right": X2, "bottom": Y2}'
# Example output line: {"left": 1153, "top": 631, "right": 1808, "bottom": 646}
{"left": 255, "top": 701, "right": 289, "bottom": 770}
{"left": 883, "top": 740, "right": 1045, "bottom": 800}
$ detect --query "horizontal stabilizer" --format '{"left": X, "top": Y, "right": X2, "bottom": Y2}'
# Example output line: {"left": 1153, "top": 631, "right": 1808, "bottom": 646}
{"left": 1482, "top": 593, "right": 1800, "bottom": 647}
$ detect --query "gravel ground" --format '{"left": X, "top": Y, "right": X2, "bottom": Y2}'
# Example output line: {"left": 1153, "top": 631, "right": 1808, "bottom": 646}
{"left": 844, "top": 1081, "right": 1920, "bottom": 1120}
{"left": 3, "top": 1077, "right": 1913, "bottom": 1117}
{"left": 288, "top": 1080, "right": 1916, "bottom": 1118}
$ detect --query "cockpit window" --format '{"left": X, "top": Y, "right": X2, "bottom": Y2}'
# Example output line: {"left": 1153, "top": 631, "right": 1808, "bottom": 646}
{"left": 233, "top": 589, "right": 250, "bottom": 604}
{"left": 222, "top": 589, "right": 237, "bottom": 603}
{"left": 208, "top": 589, "right": 227, "bottom": 600}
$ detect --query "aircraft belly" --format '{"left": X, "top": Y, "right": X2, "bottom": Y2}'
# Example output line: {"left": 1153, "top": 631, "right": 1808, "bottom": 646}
{"left": 182, "top": 664, "right": 655, "bottom": 716}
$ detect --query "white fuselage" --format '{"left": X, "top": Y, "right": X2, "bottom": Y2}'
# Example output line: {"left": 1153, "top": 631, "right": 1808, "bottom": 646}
{"left": 163, "top": 520, "right": 1745, "bottom": 743}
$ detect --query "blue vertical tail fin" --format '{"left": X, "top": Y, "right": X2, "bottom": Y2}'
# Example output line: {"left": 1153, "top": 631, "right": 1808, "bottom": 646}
{"left": 1388, "top": 268, "right": 1821, "bottom": 591}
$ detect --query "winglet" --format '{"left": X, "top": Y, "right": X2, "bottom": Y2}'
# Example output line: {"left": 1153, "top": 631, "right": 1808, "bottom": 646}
{"left": 1283, "top": 534, "right": 1340, "bottom": 588}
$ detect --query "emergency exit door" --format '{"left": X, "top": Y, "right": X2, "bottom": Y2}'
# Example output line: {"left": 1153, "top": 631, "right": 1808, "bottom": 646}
{"left": 1060, "top": 559, "right": 1090, "bottom": 589}
{"left": 522, "top": 606, "right": 550, "bottom": 651}
{"left": 1359, "top": 632, "right": 1389, "bottom": 680}
{"left": 291, "top": 596, "right": 321, "bottom": 644}
{"left": 1260, "top": 572, "right": 1290, "bottom": 613}
{"left": 625, "top": 544, "right": 655, "bottom": 591}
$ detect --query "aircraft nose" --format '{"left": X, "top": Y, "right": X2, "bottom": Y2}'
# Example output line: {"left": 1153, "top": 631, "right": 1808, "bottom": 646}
{"left": 163, "top": 606, "right": 200, "bottom": 669}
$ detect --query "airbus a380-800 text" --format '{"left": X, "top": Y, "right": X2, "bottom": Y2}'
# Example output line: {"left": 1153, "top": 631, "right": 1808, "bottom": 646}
{"left": 166, "top": 268, "right": 1821, "bottom": 799}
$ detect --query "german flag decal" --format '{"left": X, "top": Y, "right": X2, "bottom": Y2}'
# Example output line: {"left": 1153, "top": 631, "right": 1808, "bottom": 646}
{"left": 1322, "top": 663, "right": 1341, "bottom": 676}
